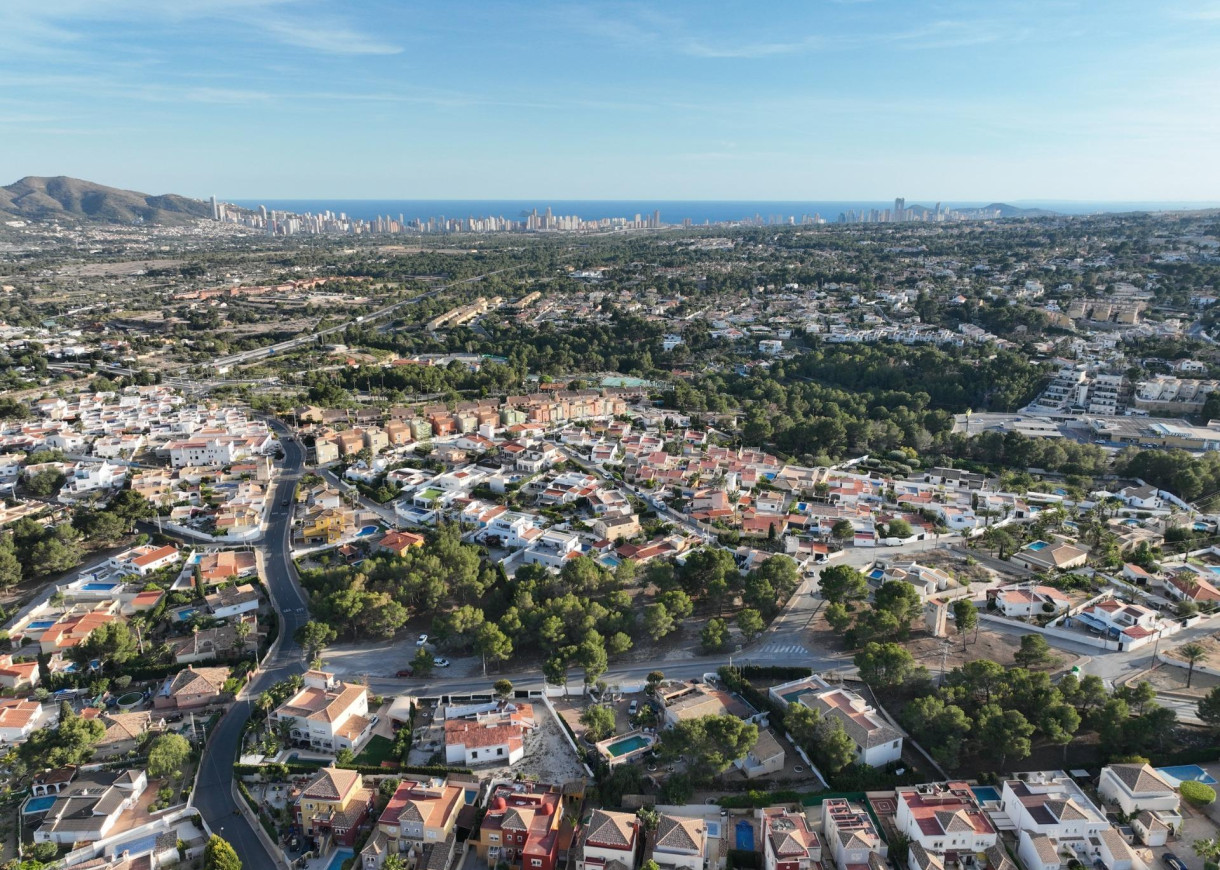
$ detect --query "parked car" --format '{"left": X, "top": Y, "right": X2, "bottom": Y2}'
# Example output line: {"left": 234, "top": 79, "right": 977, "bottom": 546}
{"left": 434, "top": 657, "right": 450, "bottom": 668}
{"left": 1162, "top": 856, "right": 1186, "bottom": 870}
{"left": 416, "top": 634, "right": 428, "bottom": 646}
{"left": 628, "top": 700, "right": 638, "bottom": 715}
{"left": 395, "top": 669, "right": 413, "bottom": 678}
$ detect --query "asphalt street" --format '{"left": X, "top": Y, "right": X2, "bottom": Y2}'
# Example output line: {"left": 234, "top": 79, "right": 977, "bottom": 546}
{"left": 192, "top": 423, "right": 310, "bottom": 868}
{"left": 187, "top": 427, "right": 1215, "bottom": 868}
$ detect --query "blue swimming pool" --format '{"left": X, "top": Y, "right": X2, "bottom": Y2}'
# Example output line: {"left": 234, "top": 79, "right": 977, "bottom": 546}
{"left": 1156, "top": 765, "right": 1218, "bottom": 786}
{"left": 27, "top": 620, "right": 54, "bottom": 630}
{"left": 357, "top": 525, "right": 378, "bottom": 537}
{"left": 325, "top": 848, "right": 354, "bottom": 870}
{"left": 1027, "top": 540, "right": 1050, "bottom": 551}
{"left": 868, "top": 568, "right": 885, "bottom": 580}
{"left": 736, "top": 819, "right": 754, "bottom": 850}
{"left": 605, "top": 735, "right": 651, "bottom": 757}
{"left": 113, "top": 832, "right": 160, "bottom": 855}
{"left": 23, "top": 795, "right": 57, "bottom": 813}
{"left": 971, "top": 786, "right": 1001, "bottom": 803}
{"left": 82, "top": 582, "right": 119, "bottom": 592}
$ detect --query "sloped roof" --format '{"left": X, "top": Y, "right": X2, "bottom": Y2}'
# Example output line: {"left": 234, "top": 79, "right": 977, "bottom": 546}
{"left": 585, "top": 809, "right": 637, "bottom": 849}
{"left": 301, "top": 767, "right": 361, "bottom": 802}
{"left": 1107, "top": 763, "right": 1174, "bottom": 795}
{"left": 656, "top": 815, "right": 704, "bottom": 853}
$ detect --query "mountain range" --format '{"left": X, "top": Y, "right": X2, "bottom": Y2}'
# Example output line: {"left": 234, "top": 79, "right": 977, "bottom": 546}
{"left": 0, "top": 176, "right": 212, "bottom": 224}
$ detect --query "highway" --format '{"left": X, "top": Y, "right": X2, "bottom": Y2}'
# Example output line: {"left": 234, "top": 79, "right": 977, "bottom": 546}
{"left": 192, "top": 422, "right": 311, "bottom": 867}
{"left": 208, "top": 267, "right": 521, "bottom": 371}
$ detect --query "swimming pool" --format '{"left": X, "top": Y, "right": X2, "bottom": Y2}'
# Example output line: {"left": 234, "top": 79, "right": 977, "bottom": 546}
{"left": 82, "top": 582, "right": 119, "bottom": 592}
{"left": 971, "top": 786, "right": 1002, "bottom": 803}
{"left": 113, "top": 832, "right": 160, "bottom": 855}
{"left": 325, "top": 848, "right": 354, "bottom": 870}
{"left": 606, "top": 735, "right": 649, "bottom": 757}
{"left": 1156, "top": 765, "right": 1218, "bottom": 786}
{"left": 27, "top": 620, "right": 55, "bottom": 630}
{"left": 736, "top": 819, "right": 754, "bottom": 850}
{"left": 868, "top": 568, "right": 885, "bottom": 580}
{"left": 357, "top": 525, "right": 378, "bottom": 537}
{"left": 1027, "top": 540, "right": 1050, "bottom": 551}
{"left": 23, "top": 795, "right": 57, "bottom": 813}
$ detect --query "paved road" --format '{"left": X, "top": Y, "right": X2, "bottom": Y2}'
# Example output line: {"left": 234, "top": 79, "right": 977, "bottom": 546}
{"left": 209, "top": 267, "right": 521, "bottom": 370}
{"left": 192, "top": 423, "right": 311, "bottom": 867}
{"left": 318, "top": 466, "right": 403, "bottom": 529}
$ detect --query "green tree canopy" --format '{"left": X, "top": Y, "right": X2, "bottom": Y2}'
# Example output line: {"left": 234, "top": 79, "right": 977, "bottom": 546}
{"left": 204, "top": 834, "right": 243, "bottom": 870}
{"left": 818, "top": 565, "right": 869, "bottom": 605}
{"left": 854, "top": 642, "right": 920, "bottom": 689}
{"left": 147, "top": 732, "right": 192, "bottom": 779}
{"left": 659, "top": 714, "right": 759, "bottom": 783}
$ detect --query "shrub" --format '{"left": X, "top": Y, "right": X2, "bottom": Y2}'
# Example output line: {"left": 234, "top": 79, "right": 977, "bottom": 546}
{"left": 1180, "top": 781, "right": 1216, "bottom": 806}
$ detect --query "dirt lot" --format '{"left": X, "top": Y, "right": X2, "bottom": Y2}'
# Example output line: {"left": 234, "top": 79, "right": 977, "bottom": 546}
{"left": 1132, "top": 660, "right": 1220, "bottom": 697}
{"left": 57, "top": 258, "right": 186, "bottom": 277}
{"left": 1162, "top": 631, "right": 1220, "bottom": 674}
{"left": 804, "top": 603, "right": 1083, "bottom": 675}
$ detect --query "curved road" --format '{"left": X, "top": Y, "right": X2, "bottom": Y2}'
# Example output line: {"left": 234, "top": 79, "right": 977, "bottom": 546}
{"left": 193, "top": 423, "right": 310, "bottom": 867}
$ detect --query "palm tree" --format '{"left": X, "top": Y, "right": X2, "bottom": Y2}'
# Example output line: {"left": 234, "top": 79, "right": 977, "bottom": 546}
{"left": 1180, "top": 642, "right": 1208, "bottom": 688}
{"left": 233, "top": 619, "right": 252, "bottom": 660}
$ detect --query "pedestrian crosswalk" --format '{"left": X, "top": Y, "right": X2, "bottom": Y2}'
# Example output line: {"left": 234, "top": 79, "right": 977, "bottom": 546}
{"left": 757, "top": 642, "right": 808, "bottom": 656}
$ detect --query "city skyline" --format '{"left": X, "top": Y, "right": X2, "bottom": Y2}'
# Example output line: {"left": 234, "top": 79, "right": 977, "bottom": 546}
{"left": 1, "top": 1, "right": 1219, "bottom": 201}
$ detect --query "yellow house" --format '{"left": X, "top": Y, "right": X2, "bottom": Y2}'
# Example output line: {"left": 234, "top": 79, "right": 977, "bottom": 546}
{"left": 300, "top": 508, "right": 350, "bottom": 544}
{"left": 295, "top": 767, "right": 374, "bottom": 849}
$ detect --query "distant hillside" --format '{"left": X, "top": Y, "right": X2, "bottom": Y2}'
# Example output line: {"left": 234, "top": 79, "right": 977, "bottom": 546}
{"left": 978, "top": 202, "right": 1058, "bottom": 218}
{"left": 0, "top": 176, "right": 212, "bottom": 224}
{"left": 904, "top": 202, "right": 1058, "bottom": 219}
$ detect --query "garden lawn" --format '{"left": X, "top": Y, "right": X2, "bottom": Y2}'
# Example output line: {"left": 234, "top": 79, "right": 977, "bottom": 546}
{"left": 353, "top": 735, "right": 398, "bottom": 768}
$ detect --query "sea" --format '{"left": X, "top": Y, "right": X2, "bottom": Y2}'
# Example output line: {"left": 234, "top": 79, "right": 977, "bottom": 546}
{"left": 230, "top": 199, "right": 1220, "bottom": 226}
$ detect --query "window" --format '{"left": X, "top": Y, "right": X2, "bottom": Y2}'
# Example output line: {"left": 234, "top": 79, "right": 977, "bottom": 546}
{"left": 497, "top": 748, "right": 504, "bottom": 756}
{"left": 532, "top": 861, "right": 542, "bottom": 867}
{"left": 489, "top": 835, "right": 499, "bottom": 843}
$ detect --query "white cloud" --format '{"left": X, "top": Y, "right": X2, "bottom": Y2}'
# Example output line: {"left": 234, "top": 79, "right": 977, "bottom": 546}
{"left": 0, "top": 0, "right": 401, "bottom": 57}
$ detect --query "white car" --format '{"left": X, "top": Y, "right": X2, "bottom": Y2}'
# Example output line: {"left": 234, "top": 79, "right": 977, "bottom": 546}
{"left": 434, "top": 657, "right": 450, "bottom": 668}
{"left": 416, "top": 634, "right": 428, "bottom": 646}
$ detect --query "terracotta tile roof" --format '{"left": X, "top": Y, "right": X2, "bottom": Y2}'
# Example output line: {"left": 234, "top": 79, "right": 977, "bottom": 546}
{"left": 585, "top": 810, "right": 637, "bottom": 849}
{"left": 656, "top": 815, "right": 704, "bottom": 853}
{"left": 301, "top": 767, "right": 362, "bottom": 802}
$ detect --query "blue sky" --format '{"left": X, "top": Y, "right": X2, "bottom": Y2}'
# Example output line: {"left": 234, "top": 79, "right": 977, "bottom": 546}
{"left": 1, "top": 0, "right": 1218, "bottom": 201}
